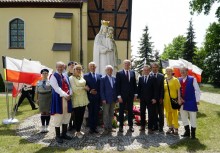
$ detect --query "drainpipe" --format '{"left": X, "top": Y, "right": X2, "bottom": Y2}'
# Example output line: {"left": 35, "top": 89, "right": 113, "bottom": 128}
{"left": 80, "top": 2, "right": 83, "bottom": 64}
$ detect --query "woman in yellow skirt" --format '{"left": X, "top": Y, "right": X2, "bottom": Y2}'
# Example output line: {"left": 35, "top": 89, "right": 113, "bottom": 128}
{"left": 164, "top": 67, "right": 181, "bottom": 135}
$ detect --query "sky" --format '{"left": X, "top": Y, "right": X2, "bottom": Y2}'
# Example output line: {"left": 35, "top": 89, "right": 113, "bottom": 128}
{"left": 131, "top": 0, "right": 218, "bottom": 55}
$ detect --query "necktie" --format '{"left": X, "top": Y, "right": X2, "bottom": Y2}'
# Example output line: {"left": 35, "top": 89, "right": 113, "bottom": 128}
{"left": 109, "top": 76, "right": 113, "bottom": 88}
{"left": 154, "top": 73, "right": 157, "bottom": 78}
{"left": 126, "top": 70, "right": 129, "bottom": 81}
{"left": 145, "top": 76, "right": 148, "bottom": 84}
{"left": 42, "top": 80, "right": 46, "bottom": 89}
{"left": 92, "top": 73, "right": 96, "bottom": 81}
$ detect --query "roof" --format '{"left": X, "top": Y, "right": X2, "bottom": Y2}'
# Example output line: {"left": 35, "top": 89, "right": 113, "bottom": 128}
{"left": 0, "top": 0, "right": 87, "bottom": 8}
{"left": 0, "top": 0, "right": 83, "bottom": 2}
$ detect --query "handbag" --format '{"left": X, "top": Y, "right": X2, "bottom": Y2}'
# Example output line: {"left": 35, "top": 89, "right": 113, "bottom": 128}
{"left": 166, "top": 79, "right": 181, "bottom": 109}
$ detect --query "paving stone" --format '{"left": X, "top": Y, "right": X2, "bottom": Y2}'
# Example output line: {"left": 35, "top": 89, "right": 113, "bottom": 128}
{"left": 16, "top": 113, "right": 186, "bottom": 151}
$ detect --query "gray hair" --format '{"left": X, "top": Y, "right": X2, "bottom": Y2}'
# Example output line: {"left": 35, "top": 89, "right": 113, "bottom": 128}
{"left": 56, "top": 61, "right": 65, "bottom": 67}
{"left": 180, "top": 66, "right": 188, "bottom": 72}
{"left": 88, "top": 61, "right": 96, "bottom": 66}
{"left": 105, "top": 65, "right": 113, "bottom": 70}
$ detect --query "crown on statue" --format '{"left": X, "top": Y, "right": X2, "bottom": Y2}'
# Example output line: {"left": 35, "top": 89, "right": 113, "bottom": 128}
{"left": 101, "top": 20, "right": 110, "bottom": 26}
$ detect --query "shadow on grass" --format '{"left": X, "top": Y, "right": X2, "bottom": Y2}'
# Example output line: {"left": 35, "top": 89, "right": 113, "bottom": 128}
{"left": 170, "top": 138, "right": 207, "bottom": 152}
{"left": 197, "top": 112, "right": 207, "bottom": 118}
{"left": 215, "top": 111, "right": 220, "bottom": 117}
{"left": 34, "top": 147, "right": 68, "bottom": 153}
{"left": 0, "top": 124, "right": 16, "bottom": 136}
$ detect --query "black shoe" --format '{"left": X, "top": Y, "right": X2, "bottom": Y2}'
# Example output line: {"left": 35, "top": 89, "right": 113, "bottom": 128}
{"left": 32, "top": 107, "right": 38, "bottom": 110}
{"left": 119, "top": 127, "right": 123, "bottom": 132}
{"left": 55, "top": 136, "right": 63, "bottom": 143}
{"left": 182, "top": 125, "right": 190, "bottom": 137}
{"left": 93, "top": 129, "right": 99, "bottom": 134}
{"left": 129, "top": 126, "right": 134, "bottom": 132}
{"left": 62, "top": 134, "right": 72, "bottom": 140}
{"left": 89, "top": 130, "right": 94, "bottom": 134}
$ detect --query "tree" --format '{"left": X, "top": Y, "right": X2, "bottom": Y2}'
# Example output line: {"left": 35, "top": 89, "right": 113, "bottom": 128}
{"left": 190, "top": 0, "right": 220, "bottom": 21}
{"left": 183, "top": 19, "right": 197, "bottom": 63}
{"left": 134, "top": 25, "right": 155, "bottom": 72}
{"left": 204, "top": 22, "right": 220, "bottom": 86}
{"left": 193, "top": 47, "right": 209, "bottom": 82}
{"left": 160, "top": 35, "right": 186, "bottom": 60}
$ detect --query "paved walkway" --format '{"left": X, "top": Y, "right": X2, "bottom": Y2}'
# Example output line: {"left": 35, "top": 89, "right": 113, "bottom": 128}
{"left": 200, "top": 91, "right": 220, "bottom": 105}
{"left": 17, "top": 114, "right": 184, "bottom": 151}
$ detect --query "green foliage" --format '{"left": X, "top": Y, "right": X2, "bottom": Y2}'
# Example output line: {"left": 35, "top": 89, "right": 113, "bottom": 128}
{"left": 190, "top": 0, "right": 220, "bottom": 21}
{"left": 134, "top": 25, "right": 155, "bottom": 72}
{"left": 160, "top": 35, "right": 186, "bottom": 60}
{"left": 0, "top": 74, "right": 5, "bottom": 92}
{"left": 183, "top": 19, "right": 197, "bottom": 63}
{"left": 193, "top": 47, "right": 209, "bottom": 83}
{"left": 204, "top": 22, "right": 220, "bottom": 86}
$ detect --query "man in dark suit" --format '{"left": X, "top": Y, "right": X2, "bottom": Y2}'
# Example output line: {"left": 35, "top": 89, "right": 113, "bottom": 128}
{"left": 150, "top": 62, "right": 164, "bottom": 132}
{"left": 100, "top": 65, "right": 117, "bottom": 135}
{"left": 116, "top": 59, "right": 137, "bottom": 132}
{"left": 138, "top": 65, "right": 157, "bottom": 133}
{"left": 84, "top": 62, "right": 102, "bottom": 134}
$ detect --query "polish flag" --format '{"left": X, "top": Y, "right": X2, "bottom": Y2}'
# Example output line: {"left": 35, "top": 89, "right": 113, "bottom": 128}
{"left": 161, "top": 59, "right": 203, "bottom": 82}
{"left": 2, "top": 56, "right": 42, "bottom": 84}
{"left": 2, "top": 56, "right": 53, "bottom": 97}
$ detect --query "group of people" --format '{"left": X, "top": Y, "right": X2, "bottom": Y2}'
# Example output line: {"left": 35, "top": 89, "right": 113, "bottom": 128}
{"left": 15, "top": 59, "right": 200, "bottom": 144}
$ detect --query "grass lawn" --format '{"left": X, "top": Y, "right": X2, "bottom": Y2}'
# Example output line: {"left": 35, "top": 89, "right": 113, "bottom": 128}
{"left": 200, "top": 84, "right": 220, "bottom": 94}
{"left": 0, "top": 96, "right": 220, "bottom": 153}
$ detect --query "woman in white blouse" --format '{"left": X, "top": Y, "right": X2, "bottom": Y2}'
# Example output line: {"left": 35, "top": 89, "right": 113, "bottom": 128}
{"left": 69, "top": 64, "right": 89, "bottom": 138}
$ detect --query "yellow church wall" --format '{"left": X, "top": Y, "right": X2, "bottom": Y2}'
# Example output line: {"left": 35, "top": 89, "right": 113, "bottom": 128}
{"left": 0, "top": 6, "right": 88, "bottom": 75}
{"left": 87, "top": 40, "right": 131, "bottom": 72}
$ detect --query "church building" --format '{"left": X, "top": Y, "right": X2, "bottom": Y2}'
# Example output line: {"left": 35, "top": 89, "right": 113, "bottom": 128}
{"left": 0, "top": 0, "right": 132, "bottom": 76}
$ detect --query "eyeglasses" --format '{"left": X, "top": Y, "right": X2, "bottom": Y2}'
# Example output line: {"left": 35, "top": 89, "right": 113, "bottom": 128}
{"left": 42, "top": 72, "right": 48, "bottom": 74}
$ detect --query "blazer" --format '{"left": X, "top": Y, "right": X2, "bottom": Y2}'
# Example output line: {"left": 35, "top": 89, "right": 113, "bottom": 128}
{"left": 138, "top": 75, "right": 157, "bottom": 102}
{"left": 151, "top": 72, "right": 164, "bottom": 100}
{"left": 84, "top": 72, "right": 102, "bottom": 102}
{"left": 100, "top": 75, "right": 117, "bottom": 103}
{"left": 116, "top": 70, "right": 137, "bottom": 99}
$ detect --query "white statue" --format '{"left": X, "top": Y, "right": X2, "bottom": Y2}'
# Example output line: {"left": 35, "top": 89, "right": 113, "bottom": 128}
{"left": 106, "top": 26, "right": 118, "bottom": 72}
{"left": 93, "top": 20, "right": 110, "bottom": 74}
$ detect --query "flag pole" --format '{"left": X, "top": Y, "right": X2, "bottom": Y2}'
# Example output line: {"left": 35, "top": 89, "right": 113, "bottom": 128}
{"left": 2, "top": 81, "right": 19, "bottom": 124}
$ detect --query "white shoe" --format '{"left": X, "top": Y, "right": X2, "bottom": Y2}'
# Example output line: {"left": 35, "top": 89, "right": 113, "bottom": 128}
{"left": 76, "top": 132, "right": 83, "bottom": 139}
{"left": 45, "top": 125, "right": 49, "bottom": 132}
{"left": 40, "top": 126, "right": 45, "bottom": 133}
{"left": 80, "top": 131, "right": 85, "bottom": 135}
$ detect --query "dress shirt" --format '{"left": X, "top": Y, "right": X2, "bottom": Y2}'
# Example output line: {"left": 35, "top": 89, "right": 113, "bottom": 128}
{"left": 107, "top": 75, "right": 113, "bottom": 88}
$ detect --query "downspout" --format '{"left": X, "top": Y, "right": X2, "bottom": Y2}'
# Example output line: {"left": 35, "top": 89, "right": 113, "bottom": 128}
{"left": 80, "top": 2, "right": 83, "bottom": 64}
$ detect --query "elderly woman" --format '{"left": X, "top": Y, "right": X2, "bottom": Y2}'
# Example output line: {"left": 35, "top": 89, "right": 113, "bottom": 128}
{"left": 69, "top": 64, "right": 89, "bottom": 139}
{"left": 36, "top": 69, "right": 52, "bottom": 133}
{"left": 164, "top": 67, "right": 181, "bottom": 135}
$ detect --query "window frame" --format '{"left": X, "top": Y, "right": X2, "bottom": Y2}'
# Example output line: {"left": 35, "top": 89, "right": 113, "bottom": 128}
{"left": 9, "top": 18, "right": 25, "bottom": 49}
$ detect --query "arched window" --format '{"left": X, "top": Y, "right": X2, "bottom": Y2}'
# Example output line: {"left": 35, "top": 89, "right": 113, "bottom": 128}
{"left": 9, "top": 18, "right": 24, "bottom": 48}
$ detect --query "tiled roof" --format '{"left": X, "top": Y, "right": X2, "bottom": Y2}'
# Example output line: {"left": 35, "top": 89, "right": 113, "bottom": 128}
{"left": 0, "top": 0, "right": 84, "bottom": 2}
